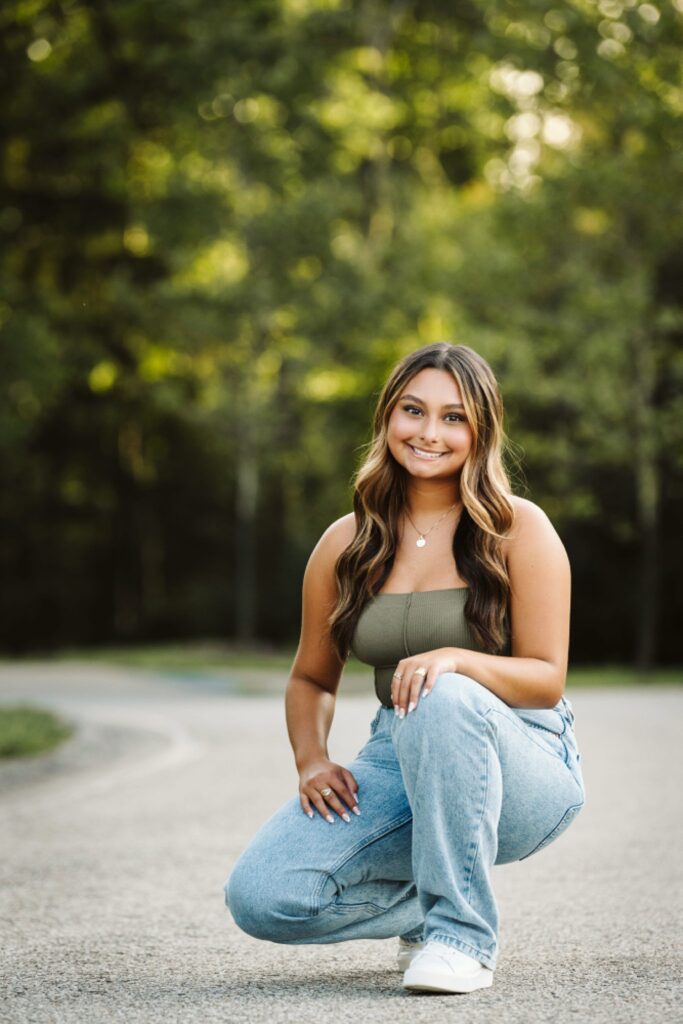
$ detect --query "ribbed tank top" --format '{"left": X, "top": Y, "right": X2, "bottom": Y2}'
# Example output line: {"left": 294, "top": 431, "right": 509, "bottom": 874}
{"left": 350, "top": 587, "right": 509, "bottom": 708}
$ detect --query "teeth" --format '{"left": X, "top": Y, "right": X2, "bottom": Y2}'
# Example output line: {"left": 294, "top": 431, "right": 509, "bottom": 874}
{"left": 409, "top": 445, "right": 444, "bottom": 459}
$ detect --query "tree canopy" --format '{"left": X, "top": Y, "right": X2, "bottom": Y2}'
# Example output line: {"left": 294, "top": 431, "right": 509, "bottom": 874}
{"left": 1, "top": 0, "right": 681, "bottom": 665}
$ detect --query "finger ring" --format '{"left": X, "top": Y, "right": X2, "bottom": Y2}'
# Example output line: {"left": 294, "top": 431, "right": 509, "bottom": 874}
{"left": 414, "top": 667, "right": 427, "bottom": 676}
{"left": 393, "top": 671, "right": 403, "bottom": 679}
{"left": 320, "top": 787, "right": 333, "bottom": 797}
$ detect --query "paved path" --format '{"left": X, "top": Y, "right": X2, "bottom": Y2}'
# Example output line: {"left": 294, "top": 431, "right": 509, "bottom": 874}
{"left": 0, "top": 663, "right": 681, "bottom": 1023}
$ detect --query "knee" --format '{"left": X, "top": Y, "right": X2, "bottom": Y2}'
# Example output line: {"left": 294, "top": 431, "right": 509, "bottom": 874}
{"left": 224, "top": 857, "right": 256, "bottom": 936}
{"left": 424, "top": 671, "right": 493, "bottom": 715}
{"left": 396, "top": 672, "right": 496, "bottom": 743}
{"left": 223, "top": 850, "right": 317, "bottom": 943}
{"left": 224, "top": 854, "right": 277, "bottom": 941}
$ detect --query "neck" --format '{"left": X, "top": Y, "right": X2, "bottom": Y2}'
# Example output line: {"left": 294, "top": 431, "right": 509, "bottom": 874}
{"left": 405, "top": 478, "right": 462, "bottom": 519}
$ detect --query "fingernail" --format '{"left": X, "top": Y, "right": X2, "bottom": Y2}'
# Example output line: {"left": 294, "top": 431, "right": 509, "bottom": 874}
{"left": 352, "top": 805, "right": 361, "bottom": 815}
{"left": 408, "top": 701, "right": 415, "bottom": 713}
{"left": 399, "top": 707, "right": 405, "bottom": 719}
{"left": 326, "top": 815, "right": 334, "bottom": 824}
{"left": 307, "top": 810, "right": 314, "bottom": 818}
{"left": 394, "top": 705, "right": 399, "bottom": 716}
{"left": 342, "top": 813, "right": 350, "bottom": 822}
{"left": 421, "top": 689, "right": 430, "bottom": 698}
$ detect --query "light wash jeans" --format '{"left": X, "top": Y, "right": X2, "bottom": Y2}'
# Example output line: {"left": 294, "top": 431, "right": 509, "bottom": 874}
{"left": 223, "top": 672, "right": 586, "bottom": 970}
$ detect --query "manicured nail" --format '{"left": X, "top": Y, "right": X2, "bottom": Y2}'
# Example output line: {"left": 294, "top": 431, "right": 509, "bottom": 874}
{"left": 326, "top": 815, "right": 334, "bottom": 824}
{"left": 342, "top": 813, "right": 350, "bottom": 822}
{"left": 394, "top": 704, "right": 399, "bottom": 716}
{"left": 421, "top": 689, "right": 430, "bottom": 698}
{"left": 408, "top": 701, "right": 415, "bottom": 713}
{"left": 307, "top": 810, "right": 314, "bottom": 818}
{"left": 352, "top": 805, "right": 361, "bottom": 815}
{"left": 399, "top": 707, "right": 405, "bottom": 719}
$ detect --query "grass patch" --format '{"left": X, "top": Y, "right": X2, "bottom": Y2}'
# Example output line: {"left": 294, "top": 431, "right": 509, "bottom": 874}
{"left": 0, "top": 705, "right": 74, "bottom": 759}
{"left": 34, "top": 641, "right": 299, "bottom": 672}
{"left": 567, "top": 666, "right": 682, "bottom": 687}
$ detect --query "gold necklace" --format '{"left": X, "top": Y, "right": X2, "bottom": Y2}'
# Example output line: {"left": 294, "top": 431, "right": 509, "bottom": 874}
{"left": 404, "top": 503, "right": 459, "bottom": 548}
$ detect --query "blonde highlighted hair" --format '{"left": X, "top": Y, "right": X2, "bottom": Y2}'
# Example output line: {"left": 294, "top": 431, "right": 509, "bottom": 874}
{"left": 329, "top": 342, "right": 516, "bottom": 661}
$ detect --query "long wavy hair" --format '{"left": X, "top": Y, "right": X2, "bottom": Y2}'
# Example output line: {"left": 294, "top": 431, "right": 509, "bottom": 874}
{"left": 329, "top": 342, "right": 517, "bottom": 662}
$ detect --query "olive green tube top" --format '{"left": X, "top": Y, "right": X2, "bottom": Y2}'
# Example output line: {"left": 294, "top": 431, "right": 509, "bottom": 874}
{"left": 350, "top": 587, "right": 499, "bottom": 708}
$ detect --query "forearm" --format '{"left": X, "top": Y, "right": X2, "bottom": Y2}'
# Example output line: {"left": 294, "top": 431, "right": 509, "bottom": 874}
{"left": 453, "top": 648, "right": 565, "bottom": 709}
{"left": 285, "top": 675, "right": 337, "bottom": 771}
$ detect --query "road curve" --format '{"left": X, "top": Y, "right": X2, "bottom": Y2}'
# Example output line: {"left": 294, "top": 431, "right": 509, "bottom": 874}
{"left": 0, "top": 663, "right": 681, "bottom": 1024}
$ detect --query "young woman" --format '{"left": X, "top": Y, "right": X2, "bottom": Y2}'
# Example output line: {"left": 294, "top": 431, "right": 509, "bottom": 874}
{"left": 224, "top": 342, "right": 586, "bottom": 994}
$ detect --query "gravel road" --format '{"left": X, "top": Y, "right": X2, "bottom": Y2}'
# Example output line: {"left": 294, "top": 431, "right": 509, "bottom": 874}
{"left": 0, "top": 662, "right": 681, "bottom": 1024}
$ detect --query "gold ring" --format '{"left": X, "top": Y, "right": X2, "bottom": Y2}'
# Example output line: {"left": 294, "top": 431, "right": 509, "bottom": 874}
{"left": 414, "top": 667, "right": 427, "bottom": 676}
{"left": 320, "top": 787, "right": 333, "bottom": 797}
{"left": 393, "top": 671, "right": 403, "bottom": 679}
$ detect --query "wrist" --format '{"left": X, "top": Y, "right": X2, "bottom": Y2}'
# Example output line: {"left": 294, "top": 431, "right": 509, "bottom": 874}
{"left": 295, "top": 747, "right": 328, "bottom": 773}
{"left": 446, "top": 647, "right": 466, "bottom": 674}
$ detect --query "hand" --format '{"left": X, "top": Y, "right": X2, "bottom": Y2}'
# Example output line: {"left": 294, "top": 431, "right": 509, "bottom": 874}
{"left": 391, "top": 647, "right": 460, "bottom": 718}
{"left": 299, "top": 757, "right": 361, "bottom": 823}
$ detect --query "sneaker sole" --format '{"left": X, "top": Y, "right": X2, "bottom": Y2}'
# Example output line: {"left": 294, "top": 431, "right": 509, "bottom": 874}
{"left": 402, "top": 966, "right": 493, "bottom": 994}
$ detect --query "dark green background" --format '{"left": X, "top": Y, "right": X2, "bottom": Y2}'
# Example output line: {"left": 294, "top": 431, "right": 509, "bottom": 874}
{"left": 1, "top": 1, "right": 681, "bottom": 667}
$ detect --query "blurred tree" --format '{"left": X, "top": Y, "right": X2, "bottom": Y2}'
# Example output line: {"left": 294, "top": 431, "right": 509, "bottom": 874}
{"left": 444, "top": 0, "right": 683, "bottom": 668}
{"left": 0, "top": 0, "right": 680, "bottom": 665}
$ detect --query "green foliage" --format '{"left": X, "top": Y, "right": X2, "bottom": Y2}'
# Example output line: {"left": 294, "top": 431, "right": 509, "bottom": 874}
{"left": 0, "top": 704, "right": 73, "bottom": 758}
{"left": 0, "top": 0, "right": 681, "bottom": 663}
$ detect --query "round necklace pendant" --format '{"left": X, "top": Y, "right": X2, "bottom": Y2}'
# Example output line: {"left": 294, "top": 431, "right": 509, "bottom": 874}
{"left": 416, "top": 536, "right": 426, "bottom": 548}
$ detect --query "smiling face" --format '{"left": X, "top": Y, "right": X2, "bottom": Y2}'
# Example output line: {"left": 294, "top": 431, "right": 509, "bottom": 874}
{"left": 386, "top": 367, "right": 474, "bottom": 478}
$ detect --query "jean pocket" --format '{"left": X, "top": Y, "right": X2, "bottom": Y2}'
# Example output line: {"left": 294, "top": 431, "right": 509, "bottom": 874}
{"left": 518, "top": 801, "right": 584, "bottom": 860}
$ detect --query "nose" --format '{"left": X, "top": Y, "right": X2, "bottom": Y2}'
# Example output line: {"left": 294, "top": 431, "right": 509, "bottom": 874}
{"left": 419, "top": 417, "right": 441, "bottom": 443}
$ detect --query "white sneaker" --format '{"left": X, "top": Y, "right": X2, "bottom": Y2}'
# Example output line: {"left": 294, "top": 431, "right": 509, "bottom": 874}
{"left": 402, "top": 939, "right": 494, "bottom": 994}
{"left": 396, "top": 936, "right": 425, "bottom": 971}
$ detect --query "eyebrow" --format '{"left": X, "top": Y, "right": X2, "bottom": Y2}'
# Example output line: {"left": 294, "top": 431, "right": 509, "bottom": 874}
{"left": 400, "top": 393, "right": 465, "bottom": 410}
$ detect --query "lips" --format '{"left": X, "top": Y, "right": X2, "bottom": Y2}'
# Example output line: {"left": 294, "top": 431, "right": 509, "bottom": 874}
{"left": 407, "top": 444, "right": 447, "bottom": 460}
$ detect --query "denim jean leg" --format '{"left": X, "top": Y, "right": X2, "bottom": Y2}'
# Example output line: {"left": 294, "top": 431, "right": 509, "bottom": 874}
{"left": 391, "top": 672, "right": 586, "bottom": 971}
{"left": 225, "top": 687, "right": 585, "bottom": 961}
{"left": 224, "top": 719, "right": 425, "bottom": 945}
{"left": 391, "top": 672, "right": 503, "bottom": 970}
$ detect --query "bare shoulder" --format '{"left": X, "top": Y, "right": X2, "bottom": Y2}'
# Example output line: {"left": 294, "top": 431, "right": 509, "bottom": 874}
{"left": 503, "top": 495, "right": 569, "bottom": 575}
{"left": 301, "top": 512, "right": 358, "bottom": 598}
{"left": 290, "top": 511, "right": 357, "bottom": 692}
{"left": 316, "top": 511, "right": 357, "bottom": 561}
{"left": 507, "top": 494, "right": 555, "bottom": 532}
{"left": 499, "top": 496, "right": 571, "bottom": 694}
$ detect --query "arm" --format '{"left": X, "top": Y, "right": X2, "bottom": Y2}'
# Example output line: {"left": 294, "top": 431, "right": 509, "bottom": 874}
{"left": 392, "top": 497, "right": 571, "bottom": 711}
{"left": 285, "top": 513, "right": 360, "bottom": 819}
{"left": 455, "top": 497, "right": 571, "bottom": 708}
